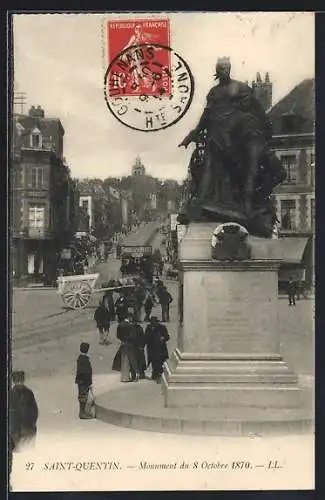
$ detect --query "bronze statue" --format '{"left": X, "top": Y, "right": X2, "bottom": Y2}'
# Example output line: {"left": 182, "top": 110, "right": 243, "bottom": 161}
{"left": 178, "top": 57, "right": 285, "bottom": 238}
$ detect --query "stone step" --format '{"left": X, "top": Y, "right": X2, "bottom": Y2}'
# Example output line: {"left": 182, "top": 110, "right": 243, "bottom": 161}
{"left": 95, "top": 380, "right": 313, "bottom": 437}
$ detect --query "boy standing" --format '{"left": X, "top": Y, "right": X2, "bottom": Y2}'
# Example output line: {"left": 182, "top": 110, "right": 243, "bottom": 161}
{"left": 75, "top": 342, "right": 93, "bottom": 419}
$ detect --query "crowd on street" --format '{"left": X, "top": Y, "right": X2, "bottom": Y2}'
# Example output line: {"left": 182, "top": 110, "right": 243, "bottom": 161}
{"left": 76, "top": 307, "right": 171, "bottom": 420}
{"left": 76, "top": 253, "right": 174, "bottom": 419}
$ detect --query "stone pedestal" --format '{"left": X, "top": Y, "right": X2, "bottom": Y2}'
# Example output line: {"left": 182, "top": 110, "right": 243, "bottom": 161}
{"left": 162, "top": 223, "right": 303, "bottom": 408}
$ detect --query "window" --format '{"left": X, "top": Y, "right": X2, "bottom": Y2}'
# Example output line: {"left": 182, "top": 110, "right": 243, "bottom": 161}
{"left": 30, "top": 128, "right": 42, "bottom": 148}
{"left": 280, "top": 199, "right": 296, "bottom": 230}
{"left": 31, "top": 167, "right": 43, "bottom": 188}
{"left": 280, "top": 155, "right": 298, "bottom": 183}
{"left": 31, "top": 134, "right": 41, "bottom": 148}
{"left": 28, "top": 204, "right": 45, "bottom": 237}
{"left": 82, "top": 200, "right": 89, "bottom": 211}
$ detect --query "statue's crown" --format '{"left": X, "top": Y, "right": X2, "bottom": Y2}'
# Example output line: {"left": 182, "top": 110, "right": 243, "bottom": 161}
{"left": 217, "top": 56, "right": 231, "bottom": 66}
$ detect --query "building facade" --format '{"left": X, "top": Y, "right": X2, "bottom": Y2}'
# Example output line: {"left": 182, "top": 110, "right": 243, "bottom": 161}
{"left": 268, "top": 79, "right": 315, "bottom": 288}
{"left": 11, "top": 105, "right": 77, "bottom": 284}
{"left": 77, "top": 194, "right": 93, "bottom": 235}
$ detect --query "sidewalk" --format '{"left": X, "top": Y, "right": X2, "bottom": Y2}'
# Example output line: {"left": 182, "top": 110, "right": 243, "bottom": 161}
{"left": 11, "top": 369, "right": 314, "bottom": 492}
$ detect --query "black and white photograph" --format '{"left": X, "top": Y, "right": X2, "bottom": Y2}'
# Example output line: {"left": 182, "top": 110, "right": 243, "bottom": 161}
{"left": 9, "top": 11, "right": 315, "bottom": 491}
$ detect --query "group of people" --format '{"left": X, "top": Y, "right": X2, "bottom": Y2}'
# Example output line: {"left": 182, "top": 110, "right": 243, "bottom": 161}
{"left": 113, "top": 315, "right": 170, "bottom": 383}
{"left": 93, "top": 278, "right": 173, "bottom": 345}
{"left": 74, "top": 314, "right": 170, "bottom": 420}
{"left": 120, "top": 255, "right": 156, "bottom": 283}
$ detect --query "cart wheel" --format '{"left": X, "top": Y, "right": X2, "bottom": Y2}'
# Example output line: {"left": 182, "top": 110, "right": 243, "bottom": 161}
{"left": 62, "top": 282, "right": 92, "bottom": 310}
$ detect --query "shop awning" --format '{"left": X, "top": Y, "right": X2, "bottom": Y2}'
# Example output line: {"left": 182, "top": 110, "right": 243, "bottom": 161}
{"left": 250, "top": 236, "right": 309, "bottom": 263}
{"left": 276, "top": 237, "right": 309, "bottom": 264}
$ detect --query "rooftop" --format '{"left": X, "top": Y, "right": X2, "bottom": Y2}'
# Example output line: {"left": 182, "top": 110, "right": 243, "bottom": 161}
{"left": 268, "top": 78, "right": 315, "bottom": 135}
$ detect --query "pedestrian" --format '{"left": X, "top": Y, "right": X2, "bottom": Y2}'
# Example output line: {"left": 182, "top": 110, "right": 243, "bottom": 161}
{"left": 120, "top": 259, "right": 128, "bottom": 276}
{"left": 115, "top": 293, "right": 129, "bottom": 322}
{"left": 145, "top": 317, "right": 170, "bottom": 383}
{"left": 133, "top": 284, "right": 145, "bottom": 322}
{"left": 287, "top": 276, "right": 297, "bottom": 306}
{"left": 94, "top": 299, "right": 111, "bottom": 344}
{"left": 9, "top": 370, "right": 39, "bottom": 487}
{"left": 112, "top": 315, "right": 138, "bottom": 382}
{"left": 75, "top": 342, "right": 94, "bottom": 419}
{"left": 159, "top": 285, "right": 173, "bottom": 322}
{"left": 130, "top": 317, "right": 147, "bottom": 379}
{"left": 144, "top": 291, "right": 155, "bottom": 322}
{"left": 103, "top": 282, "right": 116, "bottom": 321}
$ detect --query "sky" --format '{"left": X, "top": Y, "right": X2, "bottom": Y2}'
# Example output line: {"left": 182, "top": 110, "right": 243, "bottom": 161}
{"left": 13, "top": 12, "right": 314, "bottom": 182}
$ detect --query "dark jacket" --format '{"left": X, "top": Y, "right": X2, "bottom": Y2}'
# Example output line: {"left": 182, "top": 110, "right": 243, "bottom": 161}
{"left": 75, "top": 354, "right": 92, "bottom": 387}
{"left": 160, "top": 288, "right": 173, "bottom": 306}
{"left": 94, "top": 304, "right": 110, "bottom": 329}
{"left": 131, "top": 323, "right": 147, "bottom": 373}
{"left": 145, "top": 323, "right": 170, "bottom": 366}
{"left": 113, "top": 320, "right": 137, "bottom": 372}
{"left": 115, "top": 296, "right": 128, "bottom": 312}
{"left": 131, "top": 323, "right": 146, "bottom": 349}
{"left": 9, "top": 384, "right": 38, "bottom": 448}
{"left": 287, "top": 280, "right": 297, "bottom": 294}
{"left": 116, "top": 320, "right": 134, "bottom": 343}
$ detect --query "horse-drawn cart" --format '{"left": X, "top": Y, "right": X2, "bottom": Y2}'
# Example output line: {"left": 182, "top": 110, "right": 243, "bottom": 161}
{"left": 57, "top": 273, "right": 136, "bottom": 310}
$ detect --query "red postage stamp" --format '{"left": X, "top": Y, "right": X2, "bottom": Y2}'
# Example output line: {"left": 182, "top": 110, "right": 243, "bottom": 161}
{"left": 106, "top": 19, "right": 171, "bottom": 97}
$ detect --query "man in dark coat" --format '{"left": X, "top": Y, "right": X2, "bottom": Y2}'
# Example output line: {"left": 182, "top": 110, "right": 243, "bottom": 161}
{"left": 113, "top": 316, "right": 138, "bottom": 381}
{"left": 159, "top": 285, "right": 173, "bottom": 322}
{"left": 94, "top": 300, "right": 110, "bottom": 344}
{"left": 287, "top": 277, "right": 297, "bottom": 306}
{"left": 115, "top": 293, "right": 129, "bottom": 322}
{"left": 9, "top": 370, "right": 39, "bottom": 486}
{"left": 130, "top": 317, "right": 147, "bottom": 379}
{"left": 145, "top": 316, "right": 170, "bottom": 383}
{"left": 75, "top": 342, "right": 93, "bottom": 419}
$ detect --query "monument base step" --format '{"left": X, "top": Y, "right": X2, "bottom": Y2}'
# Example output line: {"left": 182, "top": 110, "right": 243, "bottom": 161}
{"left": 95, "top": 379, "right": 313, "bottom": 437}
{"left": 162, "top": 350, "right": 305, "bottom": 408}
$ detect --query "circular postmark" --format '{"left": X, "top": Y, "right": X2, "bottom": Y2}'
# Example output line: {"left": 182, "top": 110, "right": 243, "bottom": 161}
{"left": 104, "top": 43, "right": 194, "bottom": 132}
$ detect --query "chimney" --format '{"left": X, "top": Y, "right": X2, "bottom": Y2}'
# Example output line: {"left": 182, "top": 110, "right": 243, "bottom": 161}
{"left": 264, "top": 72, "right": 273, "bottom": 110}
{"left": 251, "top": 71, "right": 273, "bottom": 111}
{"left": 28, "top": 105, "right": 45, "bottom": 118}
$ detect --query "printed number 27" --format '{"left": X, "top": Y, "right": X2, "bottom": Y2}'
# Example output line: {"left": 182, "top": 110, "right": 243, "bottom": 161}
{"left": 25, "top": 462, "right": 35, "bottom": 471}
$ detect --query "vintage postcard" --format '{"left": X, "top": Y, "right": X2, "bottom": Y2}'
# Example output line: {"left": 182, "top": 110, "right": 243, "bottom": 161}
{"left": 9, "top": 11, "right": 315, "bottom": 492}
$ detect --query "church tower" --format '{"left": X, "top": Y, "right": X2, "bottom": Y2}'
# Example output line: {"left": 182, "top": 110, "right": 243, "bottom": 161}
{"left": 251, "top": 72, "right": 273, "bottom": 111}
{"left": 132, "top": 155, "right": 146, "bottom": 176}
